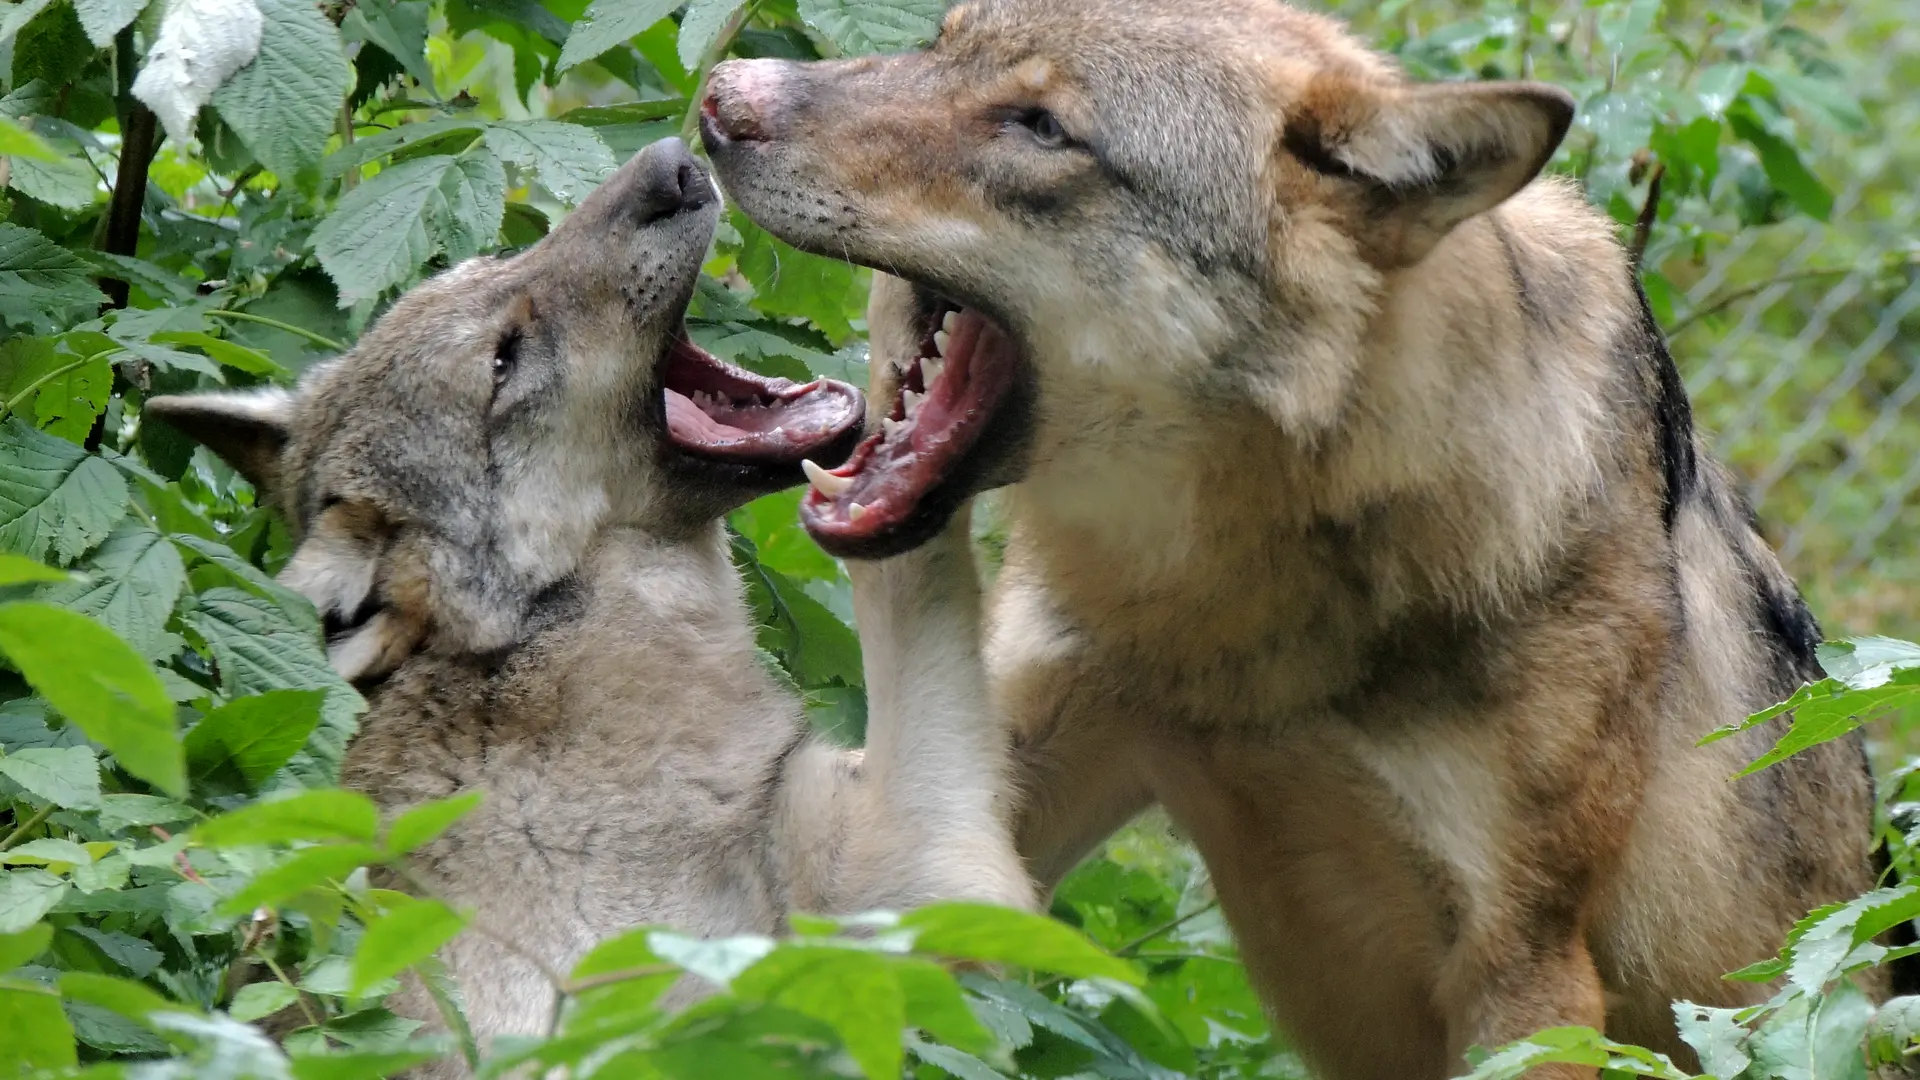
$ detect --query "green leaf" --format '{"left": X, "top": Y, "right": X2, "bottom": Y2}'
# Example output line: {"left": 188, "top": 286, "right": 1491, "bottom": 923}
{"left": 7, "top": 147, "right": 98, "bottom": 210}
{"left": 484, "top": 121, "right": 616, "bottom": 204}
{"left": 61, "top": 970, "right": 193, "bottom": 1026}
{"left": 0, "top": 924, "right": 50, "bottom": 972}
{"left": 212, "top": 0, "right": 353, "bottom": 179}
{"left": 149, "top": 331, "right": 288, "bottom": 377}
{"left": 70, "top": 0, "right": 149, "bottom": 46}
{"left": 0, "top": 869, "right": 69, "bottom": 933}
{"left": 902, "top": 902, "right": 1143, "bottom": 985}
{"left": 28, "top": 350, "right": 110, "bottom": 443}
{"left": 894, "top": 957, "right": 993, "bottom": 1054}
{"left": 0, "top": 419, "right": 130, "bottom": 565}
{"left": 0, "top": 602, "right": 182, "bottom": 796}
{"left": 0, "top": 836, "right": 93, "bottom": 866}
{"left": 734, "top": 945, "right": 906, "bottom": 1080}
{"left": 385, "top": 791, "right": 482, "bottom": 855}
{"left": 0, "top": 553, "right": 66, "bottom": 585}
{"left": 0, "top": 116, "right": 56, "bottom": 161}
{"left": 1728, "top": 103, "right": 1833, "bottom": 222}
{"left": 0, "top": 980, "right": 76, "bottom": 1071}
{"left": 194, "top": 788, "right": 380, "bottom": 846}
{"left": 342, "top": 0, "right": 433, "bottom": 87}
{"left": 183, "top": 688, "right": 327, "bottom": 787}
{"left": 555, "top": 0, "right": 679, "bottom": 73}
{"left": 215, "top": 842, "right": 380, "bottom": 916}
{"left": 797, "top": 0, "right": 944, "bottom": 55}
{"left": 312, "top": 154, "right": 454, "bottom": 305}
{"left": 437, "top": 149, "right": 508, "bottom": 264}
{"left": 736, "top": 224, "right": 863, "bottom": 339}
{"left": 40, "top": 519, "right": 188, "bottom": 661}
{"left": 351, "top": 897, "right": 471, "bottom": 994}
{"left": 0, "top": 223, "right": 105, "bottom": 313}
{"left": 228, "top": 979, "right": 300, "bottom": 1022}
{"left": 678, "top": 0, "right": 745, "bottom": 70}
{"left": 290, "top": 1046, "right": 449, "bottom": 1080}
{"left": 0, "top": 745, "right": 102, "bottom": 808}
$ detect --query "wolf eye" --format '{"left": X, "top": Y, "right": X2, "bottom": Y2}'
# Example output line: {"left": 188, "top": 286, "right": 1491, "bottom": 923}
{"left": 492, "top": 328, "right": 521, "bottom": 390}
{"left": 1019, "top": 108, "right": 1071, "bottom": 148}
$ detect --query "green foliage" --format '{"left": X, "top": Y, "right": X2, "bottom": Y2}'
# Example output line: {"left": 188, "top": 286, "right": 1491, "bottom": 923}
{"left": 0, "top": 0, "right": 1913, "bottom": 1075}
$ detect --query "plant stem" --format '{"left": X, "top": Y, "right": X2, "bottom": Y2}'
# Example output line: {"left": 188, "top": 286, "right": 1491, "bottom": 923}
{"left": 205, "top": 310, "right": 347, "bottom": 352}
{"left": 1112, "top": 900, "right": 1221, "bottom": 957}
{"left": 0, "top": 804, "right": 56, "bottom": 851}
{"left": 256, "top": 950, "right": 325, "bottom": 1029}
{"left": 680, "top": 0, "right": 765, "bottom": 144}
{"left": 101, "top": 25, "right": 161, "bottom": 310}
{"left": 0, "top": 352, "right": 115, "bottom": 422}
{"left": 1629, "top": 162, "right": 1665, "bottom": 269}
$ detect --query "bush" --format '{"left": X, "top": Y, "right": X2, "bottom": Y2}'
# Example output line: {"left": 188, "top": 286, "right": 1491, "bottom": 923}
{"left": 0, "top": 0, "right": 1914, "bottom": 1076}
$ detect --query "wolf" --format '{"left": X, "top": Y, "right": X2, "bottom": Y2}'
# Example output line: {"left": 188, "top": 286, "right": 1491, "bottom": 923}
{"left": 699, "top": 4, "right": 1890, "bottom": 1076}
{"left": 145, "top": 138, "right": 1031, "bottom": 1073}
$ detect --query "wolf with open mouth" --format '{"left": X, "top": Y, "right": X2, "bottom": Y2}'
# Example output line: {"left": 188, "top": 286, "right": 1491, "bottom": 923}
{"left": 146, "top": 138, "right": 1030, "bottom": 1071}
{"left": 701, "top": 2, "right": 1895, "bottom": 1076}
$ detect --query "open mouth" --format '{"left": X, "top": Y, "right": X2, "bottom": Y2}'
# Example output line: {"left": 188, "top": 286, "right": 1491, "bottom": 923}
{"left": 797, "top": 300, "right": 1022, "bottom": 553}
{"left": 661, "top": 334, "right": 863, "bottom": 473}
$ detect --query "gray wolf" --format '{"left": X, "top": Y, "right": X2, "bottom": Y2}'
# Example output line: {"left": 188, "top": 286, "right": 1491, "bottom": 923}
{"left": 146, "top": 138, "right": 1032, "bottom": 1073}
{"left": 698, "top": 5, "right": 1886, "bottom": 1077}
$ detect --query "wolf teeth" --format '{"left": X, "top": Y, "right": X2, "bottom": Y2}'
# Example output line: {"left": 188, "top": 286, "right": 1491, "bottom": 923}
{"left": 801, "top": 459, "right": 853, "bottom": 498}
{"left": 941, "top": 311, "right": 958, "bottom": 334}
{"left": 923, "top": 356, "right": 946, "bottom": 387}
{"left": 932, "top": 330, "right": 950, "bottom": 357}
{"left": 902, "top": 390, "right": 924, "bottom": 416}
{"left": 848, "top": 503, "right": 867, "bottom": 521}
{"left": 882, "top": 417, "right": 903, "bottom": 439}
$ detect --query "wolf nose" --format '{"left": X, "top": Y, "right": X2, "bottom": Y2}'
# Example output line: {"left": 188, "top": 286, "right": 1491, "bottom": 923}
{"left": 702, "top": 59, "right": 785, "bottom": 143}
{"left": 632, "top": 137, "right": 715, "bottom": 223}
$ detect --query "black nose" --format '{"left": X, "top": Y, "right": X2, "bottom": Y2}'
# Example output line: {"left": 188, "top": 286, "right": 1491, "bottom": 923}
{"left": 631, "top": 137, "right": 715, "bottom": 224}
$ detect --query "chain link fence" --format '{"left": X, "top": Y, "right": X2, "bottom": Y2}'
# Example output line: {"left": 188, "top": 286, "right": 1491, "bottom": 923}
{"left": 1671, "top": 6, "right": 1919, "bottom": 637}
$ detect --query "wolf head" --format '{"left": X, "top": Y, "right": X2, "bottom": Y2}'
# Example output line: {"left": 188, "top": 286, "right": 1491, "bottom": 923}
{"left": 701, "top": 0, "right": 1573, "bottom": 557}
{"left": 148, "top": 139, "right": 863, "bottom": 681}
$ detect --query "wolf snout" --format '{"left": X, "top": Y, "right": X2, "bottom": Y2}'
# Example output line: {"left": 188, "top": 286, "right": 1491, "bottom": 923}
{"left": 625, "top": 137, "right": 715, "bottom": 223}
{"left": 702, "top": 59, "right": 795, "bottom": 143}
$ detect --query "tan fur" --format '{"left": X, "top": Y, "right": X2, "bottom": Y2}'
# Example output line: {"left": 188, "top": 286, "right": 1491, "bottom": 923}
{"left": 146, "top": 141, "right": 1030, "bottom": 1074}
{"left": 702, "top": 5, "right": 1884, "bottom": 1077}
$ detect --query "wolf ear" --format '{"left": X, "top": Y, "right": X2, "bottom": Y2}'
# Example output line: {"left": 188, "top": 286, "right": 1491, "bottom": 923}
{"left": 1284, "top": 77, "right": 1575, "bottom": 266}
{"left": 144, "top": 390, "right": 295, "bottom": 497}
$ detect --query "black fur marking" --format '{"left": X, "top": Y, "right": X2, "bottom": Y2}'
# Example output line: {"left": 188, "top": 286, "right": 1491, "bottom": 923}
{"left": 1625, "top": 278, "right": 1696, "bottom": 530}
{"left": 1488, "top": 217, "right": 1545, "bottom": 331}
{"left": 1280, "top": 122, "right": 1366, "bottom": 183}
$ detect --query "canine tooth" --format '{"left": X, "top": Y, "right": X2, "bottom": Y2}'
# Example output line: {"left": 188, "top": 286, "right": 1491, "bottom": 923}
{"left": 903, "top": 390, "right": 924, "bottom": 416}
{"left": 933, "top": 330, "right": 950, "bottom": 356}
{"left": 941, "top": 311, "right": 958, "bottom": 334}
{"left": 923, "top": 357, "right": 945, "bottom": 386}
{"left": 882, "top": 417, "right": 903, "bottom": 439}
{"left": 801, "top": 459, "right": 853, "bottom": 498}
{"left": 848, "top": 503, "right": 867, "bottom": 521}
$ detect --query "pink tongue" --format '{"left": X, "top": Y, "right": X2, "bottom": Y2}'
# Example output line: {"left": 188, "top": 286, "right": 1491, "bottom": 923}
{"left": 665, "top": 389, "right": 747, "bottom": 442}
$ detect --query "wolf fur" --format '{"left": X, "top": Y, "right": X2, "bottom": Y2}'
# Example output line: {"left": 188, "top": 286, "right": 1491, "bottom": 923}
{"left": 700, "top": 4, "right": 1887, "bottom": 1076}
{"left": 146, "top": 139, "right": 1031, "bottom": 1073}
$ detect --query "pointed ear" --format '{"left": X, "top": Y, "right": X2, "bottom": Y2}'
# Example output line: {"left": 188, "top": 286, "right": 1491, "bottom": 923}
{"left": 1284, "top": 76, "right": 1575, "bottom": 266}
{"left": 143, "top": 390, "right": 295, "bottom": 497}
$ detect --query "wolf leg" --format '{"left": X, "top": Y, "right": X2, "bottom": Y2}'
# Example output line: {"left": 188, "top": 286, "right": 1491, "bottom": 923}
{"left": 1435, "top": 902, "right": 1610, "bottom": 1079}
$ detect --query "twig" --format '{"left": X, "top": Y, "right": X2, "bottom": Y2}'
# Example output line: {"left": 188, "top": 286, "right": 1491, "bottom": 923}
{"left": 0, "top": 804, "right": 55, "bottom": 850}
{"left": 1111, "top": 900, "right": 1221, "bottom": 957}
{"left": 256, "top": 947, "right": 325, "bottom": 1030}
{"left": 680, "top": 0, "right": 765, "bottom": 144}
{"left": 1629, "top": 161, "right": 1664, "bottom": 269}
{"left": 100, "top": 26, "right": 161, "bottom": 310}
{"left": 1666, "top": 266, "right": 1870, "bottom": 336}
{"left": 205, "top": 309, "right": 347, "bottom": 352}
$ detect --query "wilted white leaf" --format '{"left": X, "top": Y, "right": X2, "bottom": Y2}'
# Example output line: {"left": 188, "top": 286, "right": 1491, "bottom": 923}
{"left": 131, "top": 0, "right": 265, "bottom": 148}
{"left": 72, "top": 0, "right": 153, "bottom": 47}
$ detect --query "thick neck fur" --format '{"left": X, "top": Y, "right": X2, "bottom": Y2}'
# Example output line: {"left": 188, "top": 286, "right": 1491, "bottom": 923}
{"left": 1001, "top": 183, "right": 1649, "bottom": 716}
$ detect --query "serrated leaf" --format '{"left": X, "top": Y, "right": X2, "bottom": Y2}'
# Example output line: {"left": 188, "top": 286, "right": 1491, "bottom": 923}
{"left": 436, "top": 149, "right": 506, "bottom": 265}
{"left": 212, "top": 0, "right": 351, "bottom": 179}
{"left": 193, "top": 788, "right": 378, "bottom": 846}
{"left": 384, "top": 791, "right": 482, "bottom": 855}
{"left": 678, "top": 0, "right": 745, "bottom": 70}
{"left": 0, "top": 224, "right": 105, "bottom": 313}
{"left": 150, "top": 331, "right": 286, "bottom": 377}
{"left": 555, "top": 0, "right": 679, "bottom": 72}
{"left": 734, "top": 945, "right": 906, "bottom": 1080}
{"left": 0, "top": 0, "right": 56, "bottom": 46}
{"left": 0, "top": 869, "right": 69, "bottom": 933}
{"left": 7, "top": 147, "right": 99, "bottom": 209}
{"left": 133, "top": 0, "right": 265, "bottom": 147}
{"left": 0, "top": 981, "right": 76, "bottom": 1071}
{"left": 68, "top": 927, "right": 161, "bottom": 977}
{"left": 0, "top": 116, "right": 56, "bottom": 161}
{"left": 228, "top": 979, "right": 300, "bottom": 1022}
{"left": 62, "top": 970, "right": 195, "bottom": 1027}
{"left": 39, "top": 519, "right": 186, "bottom": 661}
{"left": 797, "top": 0, "right": 943, "bottom": 55}
{"left": 1, "top": 837, "right": 93, "bottom": 865}
{"left": 311, "top": 154, "right": 450, "bottom": 304}
{"left": 352, "top": 897, "right": 470, "bottom": 993}
{"left": 484, "top": 121, "right": 615, "bottom": 203}
{"left": 903, "top": 902, "right": 1142, "bottom": 984}
{"left": 183, "top": 687, "right": 327, "bottom": 787}
{"left": 0, "top": 419, "right": 129, "bottom": 565}
{"left": 71, "top": 0, "right": 150, "bottom": 46}
{"left": 342, "top": 0, "right": 431, "bottom": 86}
{"left": 0, "top": 745, "right": 101, "bottom": 808}
{"left": 28, "top": 350, "right": 110, "bottom": 443}
{"left": 0, "top": 602, "right": 181, "bottom": 796}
